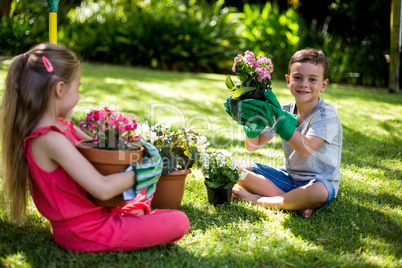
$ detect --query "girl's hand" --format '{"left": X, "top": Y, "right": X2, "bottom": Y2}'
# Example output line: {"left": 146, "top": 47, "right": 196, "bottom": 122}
{"left": 123, "top": 141, "right": 163, "bottom": 200}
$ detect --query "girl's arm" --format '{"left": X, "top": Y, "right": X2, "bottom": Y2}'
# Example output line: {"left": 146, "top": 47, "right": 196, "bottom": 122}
{"left": 31, "top": 131, "right": 134, "bottom": 201}
{"left": 245, "top": 134, "right": 273, "bottom": 152}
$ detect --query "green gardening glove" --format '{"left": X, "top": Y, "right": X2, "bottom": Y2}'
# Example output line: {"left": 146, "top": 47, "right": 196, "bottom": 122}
{"left": 223, "top": 97, "right": 235, "bottom": 120}
{"left": 242, "top": 123, "right": 266, "bottom": 139}
{"left": 224, "top": 97, "right": 264, "bottom": 139}
{"left": 122, "top": 140, "right": 163, "bottom": 200}
{"left": 240, "top": 91, "right": 298, "bottom": 141}
{"left": 262, "top": 89, "right": 281, "bottom": 108}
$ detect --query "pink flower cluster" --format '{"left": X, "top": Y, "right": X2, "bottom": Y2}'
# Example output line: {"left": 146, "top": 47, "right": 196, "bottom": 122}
{"left": 79, "top": 107, "right": 139, "bottom": 144}
{"left": 232, "top": 50, "right": 274, "bottom": 83}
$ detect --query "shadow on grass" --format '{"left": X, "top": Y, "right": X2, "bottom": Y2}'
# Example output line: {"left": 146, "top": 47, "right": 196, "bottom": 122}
{"left": 0, "top": 216, "right": 57, "bottom": 266}
{"left": 283, "top": 193, "right": 402, "bottom": 262}
{"left": 180, "top": 201, "right": 269, "bottom": 231}
{"left": 342, "top": 124, "right": 401, "bottom": 179}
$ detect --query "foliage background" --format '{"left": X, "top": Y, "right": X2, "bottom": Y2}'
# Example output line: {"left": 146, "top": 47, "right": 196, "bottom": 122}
{"left": 0, "top": 0, "right": 391, "bottom": 87}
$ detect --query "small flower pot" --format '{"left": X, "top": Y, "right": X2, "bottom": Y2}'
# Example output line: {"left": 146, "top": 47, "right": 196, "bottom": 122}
{"left": 77, "top": 140, "right": 144, "bottom": 207}
{"left": 151, "top": 169, "right": 191, "bottom": 209}
{"left": 205, "top": 183, "right": 233, "bottom": 206}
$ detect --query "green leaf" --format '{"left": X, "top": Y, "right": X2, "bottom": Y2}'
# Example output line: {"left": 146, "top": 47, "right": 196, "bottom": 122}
{"left": 206, "top": 179, "right": 224, "bottom": 188}
{"left": 231, "top": 87, "right": 257, "bottom": 99}
{"left": 225, "top": 75, "right": 234, "bottom": 89}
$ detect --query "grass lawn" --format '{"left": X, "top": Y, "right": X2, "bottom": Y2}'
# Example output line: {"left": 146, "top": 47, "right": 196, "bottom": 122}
{"left": 0, "top": 61, "right": 401, "bottom": 267}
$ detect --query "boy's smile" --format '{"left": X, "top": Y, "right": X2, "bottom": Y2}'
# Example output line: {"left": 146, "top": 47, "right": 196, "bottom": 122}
{"left": 285, "top": 62, "right": 329, "bottom": 106}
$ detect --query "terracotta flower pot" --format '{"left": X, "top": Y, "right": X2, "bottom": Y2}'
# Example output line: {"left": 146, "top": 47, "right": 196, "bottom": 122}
{"left": 205, "top": 183, "right": 233, "bottom": 206}
{"left": 151, "top": 169, "right": 191, "bottom": 209}
{"left": 77, "top": 140, "right": 144, "bottom": 207}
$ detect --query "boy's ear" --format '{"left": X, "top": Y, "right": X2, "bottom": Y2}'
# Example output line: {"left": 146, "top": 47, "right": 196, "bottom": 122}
{"left": 55, "top": 81, "right": 65, "bottom": 98}
{"left": 285, "top": 74, "right": 290, "bottom": 87}
{"left": 320, "top": 79, "right": 329, "bottom": 93}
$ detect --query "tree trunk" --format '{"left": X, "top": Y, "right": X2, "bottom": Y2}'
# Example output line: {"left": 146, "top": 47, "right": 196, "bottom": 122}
{"left": 389, "top": 0, "right": 401, "bottom": 93}
{"left": 0, "top": 0, "right": 13, "bottom": 18}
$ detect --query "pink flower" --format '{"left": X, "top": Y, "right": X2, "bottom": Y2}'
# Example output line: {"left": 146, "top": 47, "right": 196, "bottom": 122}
{"left": 80, "top": 107, "right": 140, "bottom": 147}
{"left": 125, "top": 124, "right": 136, "bottom": 130}
{"left": 94, "top": 111, "right": 100, "bottom": 121}
{"left": 230, "top": 50, "right": 274, "bottom": 94}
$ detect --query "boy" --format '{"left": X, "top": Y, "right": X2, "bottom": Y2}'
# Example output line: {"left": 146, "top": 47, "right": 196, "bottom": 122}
{"left": 227, "top": 48, "right": 342, "bottom": 218}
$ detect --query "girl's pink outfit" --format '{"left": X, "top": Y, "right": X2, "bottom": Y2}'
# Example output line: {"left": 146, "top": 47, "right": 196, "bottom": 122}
{"left": 23, "top": 120, "right": 189, "bottom": 252}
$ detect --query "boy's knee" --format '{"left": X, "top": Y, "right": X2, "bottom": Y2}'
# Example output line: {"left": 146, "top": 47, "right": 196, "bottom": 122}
{"left": 312, "top": 181, "right": 329, "bottom": 205}
{"left": 238, "top": 164, "right": 252, "bottom": 172}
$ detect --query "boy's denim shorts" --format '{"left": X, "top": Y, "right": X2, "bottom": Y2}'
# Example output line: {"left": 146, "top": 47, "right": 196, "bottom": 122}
{"left": 252, "top": 163, "right": 336, "bottom": 208}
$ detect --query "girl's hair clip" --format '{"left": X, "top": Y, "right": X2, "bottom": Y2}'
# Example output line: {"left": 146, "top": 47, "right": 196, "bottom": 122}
{"left": 42, "top": 56, "right": 54, "bottom": 72}
{"left": 23, "top": 54, "right": 27, "bottom": 58}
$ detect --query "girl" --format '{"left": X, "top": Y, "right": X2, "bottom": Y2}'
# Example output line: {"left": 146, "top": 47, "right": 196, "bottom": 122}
{"left": 0, "top": 43, "right": 189, "bottom": 252}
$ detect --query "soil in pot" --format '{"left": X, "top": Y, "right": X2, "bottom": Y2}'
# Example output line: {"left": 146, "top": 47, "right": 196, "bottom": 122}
{"left": 228, "top": 89, "right": 266, "bottom": 124}
{"left": 77, "top": 140, "right": 144, "bottom": 207}
{"left": 205, "top": 183, "right": 233, "bottom": 206}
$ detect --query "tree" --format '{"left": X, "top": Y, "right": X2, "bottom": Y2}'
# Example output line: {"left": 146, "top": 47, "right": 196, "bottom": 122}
{"left": 389, "top": 0, "right": 400, "bottom": 93}
{"left": 0, "top": 0, "right": 12, "bottom": 18}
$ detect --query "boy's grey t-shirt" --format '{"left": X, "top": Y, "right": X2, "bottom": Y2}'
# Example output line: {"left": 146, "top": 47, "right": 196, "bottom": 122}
{"left": 261, "top": 97, "right": 343, "bottom": 196}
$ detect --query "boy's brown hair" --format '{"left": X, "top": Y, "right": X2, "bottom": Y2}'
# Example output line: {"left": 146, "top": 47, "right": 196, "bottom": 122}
{"left": 288, "top": 48, "right": 328, "bottom": 80}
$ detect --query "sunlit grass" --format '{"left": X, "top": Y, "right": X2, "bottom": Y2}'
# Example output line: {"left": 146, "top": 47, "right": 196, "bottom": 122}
{"left": 0, "top": 61, "right": 401, "bottom": 267}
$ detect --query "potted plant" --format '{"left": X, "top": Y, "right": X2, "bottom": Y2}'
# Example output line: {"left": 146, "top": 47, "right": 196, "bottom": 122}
{"left": 136, "top": 122, "right": 209, "bottom": 209}
{"left": 226, "top": 50, "right": 274, "bottom": 123}
{"left": 199, "top": 150, "right": 247, "bottom": 206}
{"left": 78, "top": 107, "right": 144, "bottom": 207}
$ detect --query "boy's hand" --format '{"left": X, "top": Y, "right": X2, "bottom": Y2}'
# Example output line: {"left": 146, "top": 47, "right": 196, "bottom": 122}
{"left": 263, "top": 89, "right": 281, "bottom": 108}
{"left": 224, "top": 97, "right": 266, "bottom": 138}
{"left": 223, "top": 97, "right": 235, "bottom": 120}
{"left": 240, "top": 97, "right": 298, "bottom": 141}
{"left": 242, "top": 123, "right": 266, "bottom": 139}
{"left": 123, "top": 141, "right": 163, "bottom": 200}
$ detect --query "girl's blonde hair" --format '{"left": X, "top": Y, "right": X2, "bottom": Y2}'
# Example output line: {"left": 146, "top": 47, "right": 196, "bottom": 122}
{"left": 1, "top": 43, "right": 80, "bottom": 223}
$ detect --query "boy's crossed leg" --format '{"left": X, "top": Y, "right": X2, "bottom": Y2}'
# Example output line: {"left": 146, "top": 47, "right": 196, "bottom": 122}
{"left": 232, "top": 166, "right": 328, "bottom": 218}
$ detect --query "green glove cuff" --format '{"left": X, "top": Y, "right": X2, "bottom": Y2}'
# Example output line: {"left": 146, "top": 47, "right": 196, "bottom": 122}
{"left": 263, "top": 90, "right": 281, "bottom": 108}
{"left": 273, "top": 110, "right": 298, "bottom": 141}
{"left": 243, "top": 124, "right": 264, "bottom": 139}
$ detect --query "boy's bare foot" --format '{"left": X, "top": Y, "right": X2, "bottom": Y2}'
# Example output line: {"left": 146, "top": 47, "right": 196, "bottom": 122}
{"left": 232, "top": 187, "right": 259, "bottom": 202}
{"left": 299, "top": 208, "right": 313, "bottom": 219}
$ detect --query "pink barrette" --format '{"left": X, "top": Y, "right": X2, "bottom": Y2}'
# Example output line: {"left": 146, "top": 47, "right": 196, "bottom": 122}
{"left": 42, "top": 56, "right": 54, "bottom": 72}
{"left": 23, "top": 54, "right": 27, "bottom": 58}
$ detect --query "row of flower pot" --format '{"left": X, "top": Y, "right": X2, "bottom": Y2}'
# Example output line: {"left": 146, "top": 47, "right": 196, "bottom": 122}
{"left": 78, "top": 140, "right": 237, "bottom": 208}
